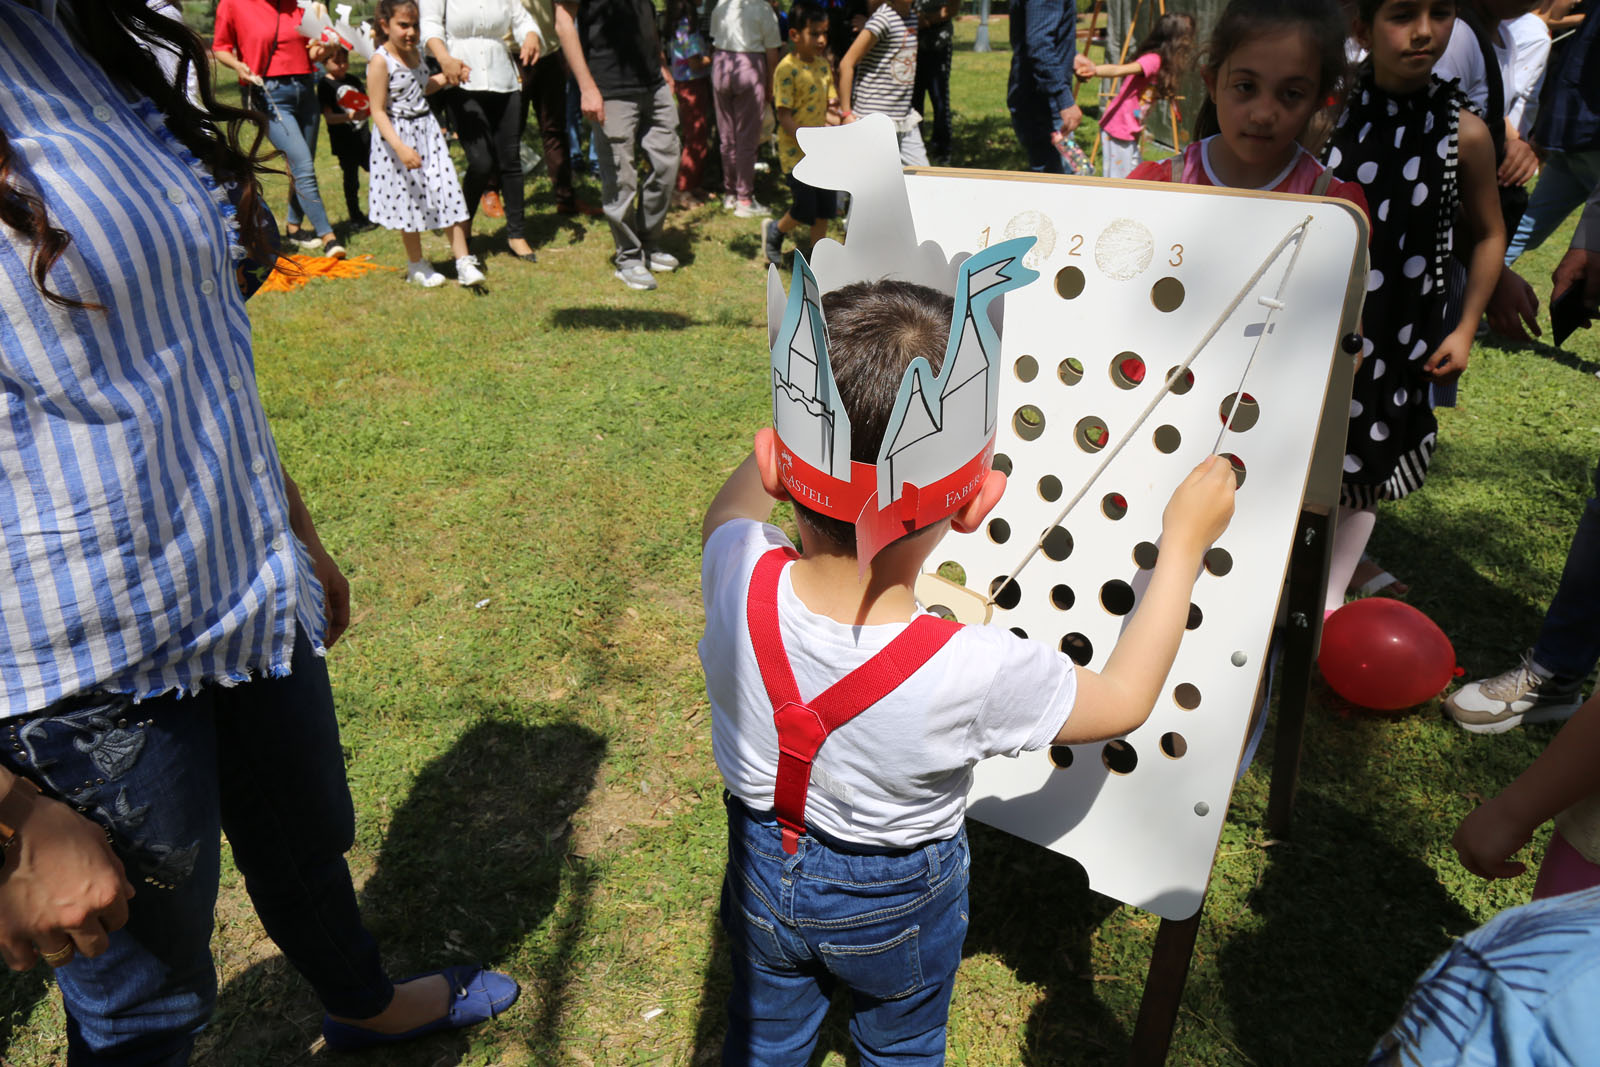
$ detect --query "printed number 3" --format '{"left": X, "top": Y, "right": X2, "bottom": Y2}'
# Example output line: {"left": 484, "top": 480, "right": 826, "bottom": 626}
{"left": 1169, "top": 243, "right": 1184, "bottom": 266}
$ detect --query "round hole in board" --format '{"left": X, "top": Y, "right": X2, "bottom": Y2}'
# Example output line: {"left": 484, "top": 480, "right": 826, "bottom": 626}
{"left": 1075, "top": 416, "right": 1110, "bottom": 453}
{"left": 1132, "top": 541, "right": 1159, "bottom": 569}
{"left": 989, "top": 576, "right": 1022, "bottom": 610}
{"left": 1218, "top": 392, "right": 1260, "bottom": 432}
{"left": 1048, "top": 745, "right": 1074, "bottom": 769}
{"left": 1013, "top": 405, "right": 1046, "bottom": 442}
{"left": 1160, "top": 732, "right": 1188, "bottom": 759}
{"left": 1060, "top": 632, "right": 1093, "bottom": 666}
{"left": 1058, "top": 357, "right": 1085, "bottom": 386}
{"left": 1014, "top": 355, "right": 1039, "bottom": 383}
{"left": 1165, "top": 366, "right": 1195, "bottom": 395}
{"left": 1221, "top": 452, "right": 1248, "bottom": 487}
{"left": 1102, "top": 493, "right": 1128, "bottom": 520}
{"left": 937, "top": 560, "right": 966, "bottom": 585}
{"left": 1110, "top": 352, "right": 1146, "bottom": 390}
{"left": 926, "top": 603, "right": 955, "bottom": 619}
{"left": 987, "top": 518, "right": 1011, "bottom": 544}
{"left": 1186, "top": 603, "right": 1203, "bottom": 630}
{"left": 1153, "top": 424, "right": 1182, "bottom": 454}
{"left": 1151, "top": 276, "right": 1185, "bottom": 313}
{"left": 1204, "top": 547, "right": 1233, "bottom": 576}
{"left": 1102, "top": 739, "right": 1138, "bottom": 775}
{"left": 1050, "top": 584, "right": 1075, "bottom": 610}
{"left": 992, "top": 452, "right": 1013, "bottom": 477}
{"left": 1041, "top": 526, "right": 1073, "bottom": 561}
{"left": 1173, "top": 682, "right": 1202, "bottom": 710}
{"left": 1055, "top": 265, "right": 1086, "bottom": 299}
{"left": 1010, "top": 626, "right": 1028, "bottom": 639}
{"left": 1037, "top": 474, "right": 1063, "bottom": 502}
{"left": 1100, "top": 579, "right": 1135, "bottom": 615}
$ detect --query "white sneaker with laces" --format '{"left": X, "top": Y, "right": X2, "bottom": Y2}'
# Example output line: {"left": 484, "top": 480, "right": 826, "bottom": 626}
{"left": 614, "top": 262, "right": 657, "bottom": 290}
{"left": 1443, "top": 650, "right": 1585, "bottom": 734}
{"left": 456, "top": 255, "right": 486, "bottom": 287}
{"left": 646, "top": 249, "right": 679, "bottom": 272}
{"left": 406, "top": 260, "right": 446, "bottom": 288}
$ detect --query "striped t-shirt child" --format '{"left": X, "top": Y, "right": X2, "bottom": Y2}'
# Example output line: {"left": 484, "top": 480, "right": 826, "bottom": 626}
{"left": 850, "top": 4, "right": 917, "bottom": 119}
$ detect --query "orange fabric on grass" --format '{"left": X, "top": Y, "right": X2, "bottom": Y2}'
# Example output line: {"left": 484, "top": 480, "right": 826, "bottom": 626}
{"left": 256, "top": 253, "right": 396, "bottom": 293}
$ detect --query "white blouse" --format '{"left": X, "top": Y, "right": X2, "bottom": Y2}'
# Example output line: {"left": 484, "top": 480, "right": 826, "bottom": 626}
{"left": 419, "top": 0, "right": 540, "bottom": 94}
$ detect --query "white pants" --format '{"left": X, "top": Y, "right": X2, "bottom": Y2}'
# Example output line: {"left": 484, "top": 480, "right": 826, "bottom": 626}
{"left": 896, "top": 118, "right": 929, "bottom": 167}
{"left": 1103, "top": 134, "right": 1140, "bottom": 180}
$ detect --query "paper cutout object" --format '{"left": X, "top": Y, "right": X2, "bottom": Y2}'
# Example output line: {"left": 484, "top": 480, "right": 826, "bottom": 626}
{"left": 766, "top": 116, "right": 1038, "bottom": 566}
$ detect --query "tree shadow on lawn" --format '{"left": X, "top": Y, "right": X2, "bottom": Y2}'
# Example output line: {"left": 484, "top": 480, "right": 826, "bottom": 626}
{"left": 194, "top": 713, "right": 606, "bottom": 1066}
{"left": 1216, "top": 790, "right": 1476, "bottom": 1067}
{"left": 684, "top": 822, "right": 1123, "bottom": 1065}
{"left": 549, "top": 307, "right": 695, "bottom": 331}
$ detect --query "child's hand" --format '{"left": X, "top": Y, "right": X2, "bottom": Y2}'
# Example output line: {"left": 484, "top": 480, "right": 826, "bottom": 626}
{"left": 1073, "top": 54, "right": 1096, "bottom": 78}
{"left": 399, "top": 145, "right": 422, "bottom": 170}
{"left": 1452, "top": 798, "right": 1533, "bottom": 880}
{"left": 1423, "top": 329, "right": 1470, "bottom": 381}
{"left": 1160, "top": 455, "right": 1236, "bottom": 558}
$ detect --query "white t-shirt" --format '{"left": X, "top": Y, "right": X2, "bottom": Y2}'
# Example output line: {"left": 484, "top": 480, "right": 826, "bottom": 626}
{"left": 1504, "top": 12, "right": 1551, "bottom": 138}
{"left": 700, "top": 520, "right": 1076, "bottom": 849}
{"left": 1435, "top": 19, "right": 1490, "bottom": 115}
{"left": 708, "top": 0, "right": 779, "bottom": 54}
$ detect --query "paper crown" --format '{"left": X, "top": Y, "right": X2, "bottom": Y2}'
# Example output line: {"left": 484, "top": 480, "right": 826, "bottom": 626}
{"left": 767, "top": 115, "right": 1038, "bottom": 566}
{"left": 296, "top": 1, "right": 374, "bottom": 58}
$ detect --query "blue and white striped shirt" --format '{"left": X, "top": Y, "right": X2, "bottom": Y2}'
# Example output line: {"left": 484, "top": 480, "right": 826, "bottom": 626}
{"left": 0, "top": 0, "right": 326, "bottom": 718}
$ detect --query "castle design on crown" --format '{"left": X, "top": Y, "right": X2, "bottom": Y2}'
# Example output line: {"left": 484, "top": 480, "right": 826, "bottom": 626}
{"left": 767, "top": 115, "right": 1039, "bottom": 566}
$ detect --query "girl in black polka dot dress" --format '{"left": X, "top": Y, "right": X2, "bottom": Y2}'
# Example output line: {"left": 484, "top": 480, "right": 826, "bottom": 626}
{"left": 1320, "top": 0, "right": 1505, "bottom": 612}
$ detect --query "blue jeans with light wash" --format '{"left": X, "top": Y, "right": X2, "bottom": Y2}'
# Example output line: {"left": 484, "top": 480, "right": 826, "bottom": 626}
{"left": 260, "top": 74, "right": 334, "bottom": 237}
{"left": 1505, "top": 148, "right": 1600, "bottom": 265}
{"left": 0, "top": 634, "right": 391, "bottom": 1065}
{"left": 1532, "top": 454, "right": 1600, "bottom": 686}
{"left": 719, "top": 794, "right": 970, "bottom": 1066}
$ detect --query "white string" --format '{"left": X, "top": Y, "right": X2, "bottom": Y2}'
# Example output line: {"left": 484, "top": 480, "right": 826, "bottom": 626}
{"left": 984, "top": 215, "right": 1315, "bottom": 607}
{"left": 1213, "top": 222, "right": 1313, "bottom": 452}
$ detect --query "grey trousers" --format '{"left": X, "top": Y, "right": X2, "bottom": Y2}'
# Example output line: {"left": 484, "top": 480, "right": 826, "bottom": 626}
{"left": 592, "top": 83, "right": 681, "bottom": 266}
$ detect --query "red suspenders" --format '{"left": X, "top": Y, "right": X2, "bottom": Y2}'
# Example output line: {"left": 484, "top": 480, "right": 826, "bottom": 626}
{"left": 746, "top": 548, "right": 962, "bottom": 854}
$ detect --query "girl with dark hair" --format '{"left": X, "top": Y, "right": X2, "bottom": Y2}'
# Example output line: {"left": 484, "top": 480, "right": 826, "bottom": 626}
{"left": 0, "top": 2, "right": 516, "bottom": 1058}
{"left": 1074, "top": 12, "right": 1196, "bottom": 178}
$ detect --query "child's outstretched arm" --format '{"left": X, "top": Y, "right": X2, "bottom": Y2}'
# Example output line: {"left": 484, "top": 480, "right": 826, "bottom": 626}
{"left": 1057, "top": 456, "right": 1235, "bottom": 744}
{"left": 1425, "top": 110, "right": 1506, "bottom": 382}
{"left": 702, "top": 453, "right": 777, "bottom": 546}
{"left": 1453, "top": 693, "right": 1600, "bottom": 879}
{"left": 836, "top": 27, "right": 879, "bottom": 120}
{"left": 1073, "top": 55, "right": 1144, "bottom": 79}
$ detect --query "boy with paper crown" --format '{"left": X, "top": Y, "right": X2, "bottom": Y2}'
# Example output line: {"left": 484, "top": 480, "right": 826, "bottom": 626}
{"left": 699, "top": 116, "right": 1237, "bottom": 1063}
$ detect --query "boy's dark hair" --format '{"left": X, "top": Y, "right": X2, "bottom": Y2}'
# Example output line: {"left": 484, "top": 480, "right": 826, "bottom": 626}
{"left": 325, "top": 44, "right": 350, "bottom": 62}
{"left": 1355, "top": 0, "right": 1455, "bottom": 24}
{"left": 1131, "top": 13, "right": 1197, "bottom": 103}
{"left": 792, "top": 279, "right": 955, "bottom": 552}
{"left": 1191, "top": 0, "right": 1351, "bottom": 140}
{"left": 789, "top": 0, "right": 828, "bottom": 30}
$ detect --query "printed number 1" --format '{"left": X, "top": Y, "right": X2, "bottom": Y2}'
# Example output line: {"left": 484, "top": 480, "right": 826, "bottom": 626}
{"left": 979, "top": 226, "right": 991, "bottom": 249}
{"left": 1169, "top": 243, "right": 1184, "bottom": 266}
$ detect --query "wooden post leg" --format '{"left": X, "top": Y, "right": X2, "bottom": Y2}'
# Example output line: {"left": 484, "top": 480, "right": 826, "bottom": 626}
{"left": 1264, "top": 507, "right": 1333, "bottom": 839}
{"left": 1127, "top": 909, "right": 1204, "bottom": 1067}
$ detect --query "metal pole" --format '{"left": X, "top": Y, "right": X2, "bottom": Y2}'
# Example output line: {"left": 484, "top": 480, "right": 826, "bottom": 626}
{"left": 975, "top": 0, "right": 992, "bottom": 52}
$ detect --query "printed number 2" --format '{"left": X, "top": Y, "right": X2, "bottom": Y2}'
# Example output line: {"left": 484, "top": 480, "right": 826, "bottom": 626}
{"left": 1069, "top": 234, "right": 1084, "bottom": 256}
{"left": 979, "top": 226, "right": 991, "bottom": 249}
{"left": 1169, "top": 243, "right": 1184, "bottom": 266}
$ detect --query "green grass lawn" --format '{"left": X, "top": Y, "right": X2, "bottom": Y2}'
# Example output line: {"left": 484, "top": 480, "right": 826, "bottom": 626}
{"left": 5, "top": 15, "right": 1599, "bottom": 1066}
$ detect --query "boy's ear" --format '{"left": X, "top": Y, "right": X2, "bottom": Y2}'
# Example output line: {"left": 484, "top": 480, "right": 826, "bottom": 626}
{"left": 753, "top": 427, "right": 794, "bottom": 502}
{"left": 949, "top": 468, "right": 1007, "bottom": 535}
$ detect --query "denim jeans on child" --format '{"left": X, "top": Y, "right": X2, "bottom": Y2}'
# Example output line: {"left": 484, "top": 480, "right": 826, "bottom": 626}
{"left": 720, "top": 795, "right": 970, "bottom": 1066}
{"left": 1, "top": 634, "right": 391, "bottom": 1066}
{"left": 1532, "top": 453, "right": 1600, "bottom": 685}
{"left": 260, "top": 74, "right": 335, "bottom": 237}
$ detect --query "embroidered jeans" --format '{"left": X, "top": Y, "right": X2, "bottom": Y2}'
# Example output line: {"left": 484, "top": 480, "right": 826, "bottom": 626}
{"left": 719, "top": 795, "right": 970, "bottom": 1066}
{"left": 2, "top": 634, "right": 390, "bottom": 1065}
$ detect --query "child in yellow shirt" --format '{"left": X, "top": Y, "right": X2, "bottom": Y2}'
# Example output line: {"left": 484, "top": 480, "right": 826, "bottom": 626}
{"left": 764, "top": 2, "right": 837, "bottom": 267}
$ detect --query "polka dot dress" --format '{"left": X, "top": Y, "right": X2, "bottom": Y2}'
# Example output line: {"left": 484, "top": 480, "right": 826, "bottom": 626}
{"left": 1324, "top": 71, "right": 1467, "bottom": 507}
{"left": 367, "top": 49, "right": 469, "bottom": 234}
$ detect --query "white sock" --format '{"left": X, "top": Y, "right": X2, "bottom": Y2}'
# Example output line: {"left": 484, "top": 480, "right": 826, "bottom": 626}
{"left": 408, "top": 259, "right": 429, "bottom": 273}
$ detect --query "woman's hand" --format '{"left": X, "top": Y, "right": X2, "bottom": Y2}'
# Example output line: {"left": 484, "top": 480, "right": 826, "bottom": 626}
{"left": 520, "top": 32, "right": 541, "bottom": 67}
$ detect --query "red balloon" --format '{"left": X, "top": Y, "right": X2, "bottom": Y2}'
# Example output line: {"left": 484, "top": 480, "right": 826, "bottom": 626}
{"left": 1318, "top": 599, "right": 1457, "bottom": 711}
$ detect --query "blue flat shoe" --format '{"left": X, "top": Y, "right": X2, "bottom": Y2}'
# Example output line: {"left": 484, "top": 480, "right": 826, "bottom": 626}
{"left": 320, "top": 964, "right": 520, "bottom": 1052}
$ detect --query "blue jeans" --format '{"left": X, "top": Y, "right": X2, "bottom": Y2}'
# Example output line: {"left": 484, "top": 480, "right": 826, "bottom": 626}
{"left": 1533, "top": 453, "right": 1600, "bottom": 684}
{"left": 1505, "top": 148, "right": 1600, "bottom": 265}
{"left": 719, "top": 795, "right": 970, "bottom": 1066}
{"left": 260, "top": 74, "right": 334, "bottom": 236}
{"left": 1006, "top": 74, "right": 1066, "bottom": 175}
{"left": 2, "top": 634, "right": 390, "bottom": 1065}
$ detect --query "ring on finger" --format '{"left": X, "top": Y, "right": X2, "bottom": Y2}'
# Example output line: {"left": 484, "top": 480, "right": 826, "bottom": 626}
{"left": 39, "top": 943, "right": 74, "bottom": 967}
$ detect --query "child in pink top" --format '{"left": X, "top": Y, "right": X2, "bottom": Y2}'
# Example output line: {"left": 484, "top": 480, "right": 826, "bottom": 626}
{"left": 1075, "top": 13, "right": 1194, "bottom": 179}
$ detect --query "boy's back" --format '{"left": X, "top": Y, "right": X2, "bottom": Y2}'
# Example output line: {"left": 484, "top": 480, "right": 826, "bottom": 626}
{"left": 850, "top": 4, "right": 917, "bottom": 118}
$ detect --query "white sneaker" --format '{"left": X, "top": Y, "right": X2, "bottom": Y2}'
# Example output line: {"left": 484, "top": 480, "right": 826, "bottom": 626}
{"left": 614, "top": 262, "right": 657, "bottom": 290}
{"left": 1443, "top": 650, "right": 1585, "bottom": 734}
{"left": 646, "top": 249, "right": 679, "bottom": 272}
{"left": 733, "top": 198, "right": 769, "bottom": 219}
{"left": 455, "top": 255, "right": 485, "bottom": 287}
{"left": 722, "top": 194, "right": 737, "bottom": 211}
{"left": 406, "top": 260, "right": 446, "bottom": 287}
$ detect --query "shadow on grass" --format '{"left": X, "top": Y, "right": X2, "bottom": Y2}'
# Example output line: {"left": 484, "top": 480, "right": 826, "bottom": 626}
{"left": 194, "top": 714, "right": 606, "bottom": 1066}
{"left": 0, "top": 969, "right": 51, "bottom": 1058}
{"left": 549, "top": 307, "right": 695, "bottom": 331}
{"left": 684, "top": 822, "right": 1122, "bottom": 1065}
{"left": 1481, "top": 328, "right": 1600, "bottom": 377}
